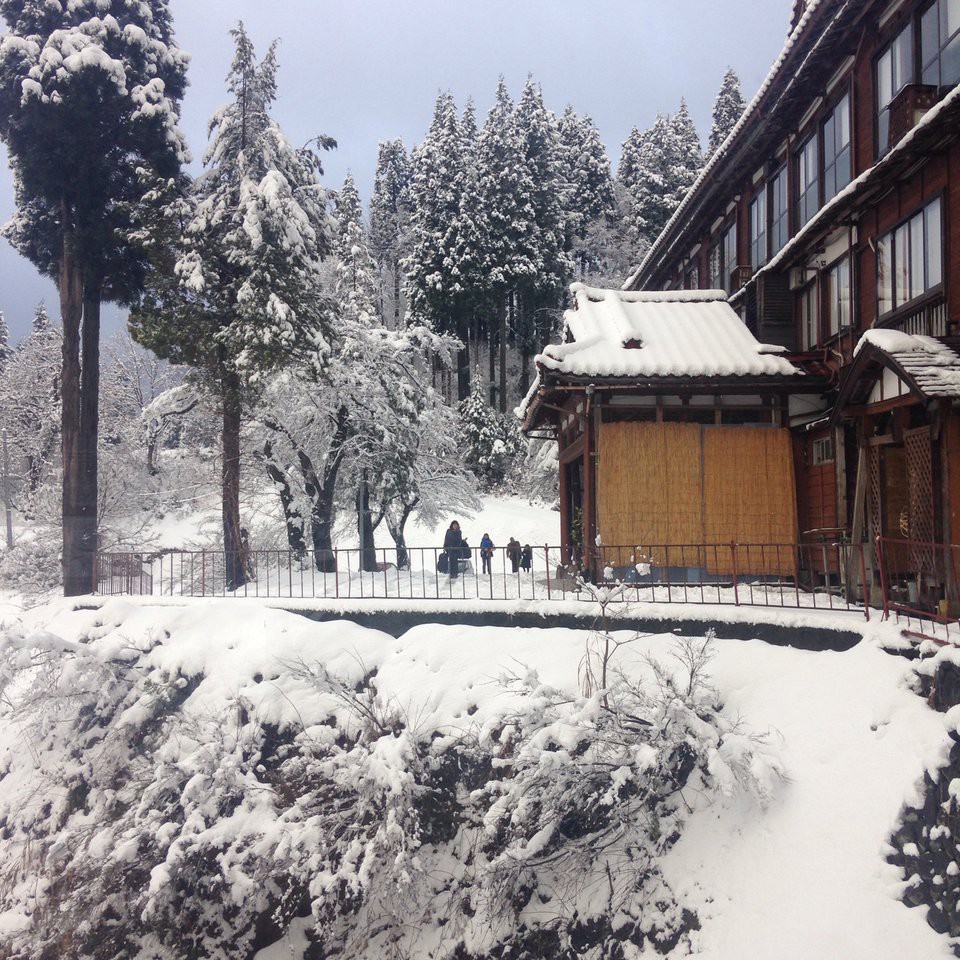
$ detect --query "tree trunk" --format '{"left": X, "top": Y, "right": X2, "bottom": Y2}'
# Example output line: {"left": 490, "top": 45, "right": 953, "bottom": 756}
{"left": 221, "top": 368, "right": 247, "bottom": 591}
{"left": 59, "top": 209, "right": 86, "bottom": 596}
{"left": 488, "top": 303, "right": 496, "bottom": 406}
{"left": 393, "top": 258, "right": 402, "bottom": 328}
{"left": 385, "top": 500, "right": 415, "bottom": 570}
{"left": 456, "top": 312, "right": 470, "bottom": 401}
{"left": 498, "top": 291, "right": 508, "bottom": 414}
{"left": 357, "top": 469, "right": 377, "bottom": 572}
{"left": 302, "top": 408, "right": 350, "bottom": 572}
{"left": 76, "top": 286, "right": 101, "bottom": 593}
{"left": 263, "top": 439, "right": 306, "bottom": 556}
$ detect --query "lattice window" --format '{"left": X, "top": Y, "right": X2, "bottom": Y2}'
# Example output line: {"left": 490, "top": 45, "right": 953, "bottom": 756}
{"left": 905, "top": 428, "right": 935, "bottom": 573}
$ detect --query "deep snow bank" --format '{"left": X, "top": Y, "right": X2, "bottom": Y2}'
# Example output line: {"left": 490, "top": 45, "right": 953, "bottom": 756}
{"left": 0, "top": 600, "right": 951, "bottom": 959}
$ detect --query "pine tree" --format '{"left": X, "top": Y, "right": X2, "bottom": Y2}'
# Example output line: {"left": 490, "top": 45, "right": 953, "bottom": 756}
{"left": 0, "top": 310, "right": 11, "bottom": 369}
{"left": 512, "top": 77, "right": 573, "bottom": 395}
{"left": 405, "top": 91, "right": 475, "bottom": 399}
{"left": 132, "top": 23, "right": 334, "bottom": 589}
{"left": 708, "top": 68, "right": 747, "bottom": 156}
{"left": 625, "top": 104, "right": 702, "bottom": 249}
{"left": 369, "top": 140, "right": 412, "bottom": 328}
{"left": 666, "top": 99, "right": 703, "bottom": 217}
{"left": 0, "top": 0, "right": 188, "bottom": 594}
{"left": 458, "top": 373, "right": 525, "bottom": 488}
{"left": 31, "top": 301, "right": 50, "bottom": 334}
{"left": 557, "top": 106, "right": 616, "bottom": 277}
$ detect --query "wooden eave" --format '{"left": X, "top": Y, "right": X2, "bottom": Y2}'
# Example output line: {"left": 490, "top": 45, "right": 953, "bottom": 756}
{"left": 521, "top": 368, "right": 829, "bottom": 436}
{"left": 830, "top": 342, "right": 933, "bottom": 423}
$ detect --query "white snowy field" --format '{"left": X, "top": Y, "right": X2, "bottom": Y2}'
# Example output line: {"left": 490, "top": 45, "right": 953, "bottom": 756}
{"left": 0, "top": 596, "right": 952, "bottom": 958}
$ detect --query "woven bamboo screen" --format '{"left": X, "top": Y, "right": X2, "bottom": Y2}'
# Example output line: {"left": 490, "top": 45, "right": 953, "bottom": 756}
{"left": 702, "top": 426, "right": 797, "bottom": 575}
{"left": 597, "top": 421, "right": 798, "bottom": 575}
{"left": 597, "top": 421, "right": 704, "bottom": 567}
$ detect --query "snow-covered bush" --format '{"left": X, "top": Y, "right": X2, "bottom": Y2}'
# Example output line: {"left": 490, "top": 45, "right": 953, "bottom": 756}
{"left": 0, "top": 534, "right": 61, "bottom": 594}
{"left": 459, "top": 376, "right": 527, "bottom": 489}
{"left": 0, "top": 612, "right": 782, "bottom": 960}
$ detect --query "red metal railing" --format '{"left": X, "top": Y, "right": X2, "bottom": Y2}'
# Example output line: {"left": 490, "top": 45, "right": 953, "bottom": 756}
{"left": 95, "top": 540, "right": 876, "bottom": 616}
{"left": 875, "top": 535, "right": 960, "bottom": 645}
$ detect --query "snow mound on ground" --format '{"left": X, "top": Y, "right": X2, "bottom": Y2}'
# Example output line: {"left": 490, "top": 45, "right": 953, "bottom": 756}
{"left": 0, "top": 601, "right": 950, "bottom": 959}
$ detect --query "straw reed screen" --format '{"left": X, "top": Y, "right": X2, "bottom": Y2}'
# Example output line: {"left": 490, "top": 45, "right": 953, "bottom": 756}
{"left": 597, "top": 421, "right": 797, "bottom": 575}
{"left": 702, "top": 426, "right": 797, "bottom": 574}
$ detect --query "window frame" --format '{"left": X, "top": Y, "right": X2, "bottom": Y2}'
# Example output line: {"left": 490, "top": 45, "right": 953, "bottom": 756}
{"left": 749, "top": 190, "right": 768, "bottom": 271}
{"left": 769, "top": 165, "right": 789, "bottom": 256}
{"left": 822, "top": 91, "right": 852, "bottom": 203}
{"left": 876, "top": 194, "right": 945, "bottom": 318}
{"left": 920, "top": 0, "right": 960, "bottom": 90}
{"left": 799, "top": 279, "right": 820, "bottom": 350}
{"left": 875, "top": 19, "right": 915, "bottom": 157}
{"left": 796, "top": 132, "right": 820, "bottom": 229}
{"left": 824, "top": 255, "right": 852, "bottom": 339}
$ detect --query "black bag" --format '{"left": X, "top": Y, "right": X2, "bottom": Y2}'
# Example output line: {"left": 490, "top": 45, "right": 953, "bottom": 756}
{"left": 437, "top": 552, "right": 449, "bottom": 573}
{"left": 461, "top": 540, "right": 472, "bottom": 560}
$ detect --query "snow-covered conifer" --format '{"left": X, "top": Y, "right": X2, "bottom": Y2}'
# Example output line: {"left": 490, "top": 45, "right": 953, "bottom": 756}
{"left": 0, "top": 0, "right": 189, "bottom": 594}
{"left": 0, "top": 310, "right": 11, "bottom": 369}
{"left": 132, "top": 22, "right": 334, "bottom": 589}
{"left": 369, "top": 139, "right": 412, "bottom": 327}
{"left": 708, "top": 67, "right": 747, "bottom": 156}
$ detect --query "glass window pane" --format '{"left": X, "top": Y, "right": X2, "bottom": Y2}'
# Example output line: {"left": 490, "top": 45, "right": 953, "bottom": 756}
{"left": 895, "top": 26, "right": 914, "bottom": 89}
{"left": 895, "top": 226, "right": 909, "bottom": 305}
{"left": 878, "top": 234, "right": 893, "bottom": 314}
{"left": 926, "top": 198, "right": 943, "bottom": 288}
{"left": 945, "top": 0, "right": 960, "bottom": 40}
{"left": 923, "top": 5, "right": 940, "bottom": 74}
{"left": 944, "top": 32, "right": 960, "bottom": 85}
{"left": 878, "top": 49, "right": 893, "bottom": 107}
{"left": 910, "top": 213, "right": 924, "bottom": 300}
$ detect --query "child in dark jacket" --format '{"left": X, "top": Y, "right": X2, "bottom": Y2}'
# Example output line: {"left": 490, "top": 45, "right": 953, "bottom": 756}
{"left": 520, "top": 544, "right": 533, "bottom": 573}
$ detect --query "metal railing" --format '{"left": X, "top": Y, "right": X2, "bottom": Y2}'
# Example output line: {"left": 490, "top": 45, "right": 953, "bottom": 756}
{"left": 95, "top": 541, "right": 875, "bottom": 615}
{"left": 876, "top": 535, "right": 960, "bottom": 644}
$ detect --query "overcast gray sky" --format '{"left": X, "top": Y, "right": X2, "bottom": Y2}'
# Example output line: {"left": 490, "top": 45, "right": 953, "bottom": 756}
{"left": 0, "top": 0, "right": 791, "bottom": 344}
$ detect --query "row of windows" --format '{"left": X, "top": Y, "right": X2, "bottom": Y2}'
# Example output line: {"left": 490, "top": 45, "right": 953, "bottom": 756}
{"left": 691, "top": 2, "right": 955, "bottom": 306}
{"left": 798, "top": 196, "right": 943, "bottom": 349}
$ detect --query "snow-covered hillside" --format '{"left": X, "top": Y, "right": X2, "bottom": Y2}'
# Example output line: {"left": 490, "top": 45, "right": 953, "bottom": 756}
{"left": 0, "top": 599, "right": 952, "bottom": 958}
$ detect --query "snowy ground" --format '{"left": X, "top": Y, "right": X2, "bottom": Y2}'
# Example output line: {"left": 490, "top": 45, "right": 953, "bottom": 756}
{"left": 0, "top": 596, "right": 952, "bottom": 958}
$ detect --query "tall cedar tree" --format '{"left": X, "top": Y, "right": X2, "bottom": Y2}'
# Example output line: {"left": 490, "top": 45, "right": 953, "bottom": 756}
{"left": 558, "top": 106, "right": 616, "bottom": 278}
{"left": 474, "top": 78, "right": 535, "bottom": 412}
{"left": 369, "top": 139, "right": 411, "bottom": 328}
{"left": 0, "top": 310, "right": 10, "bottom": 368}
{"left": 405, "top": 92, "right": 477, "bottom": 400}
{"left": 0, "top": 0, "right": 188, "bottom": 594}
{"left": 334, "top": 173, "right": 381, "bottom": 570}
{"left": 132, "top": 23, "right": 334, "bottom": 589}
{"left": 512, "top": 77, "right": 572, "bottom": 395}
{"left": 707, "top": 68, "right": 747, "bottom": 156}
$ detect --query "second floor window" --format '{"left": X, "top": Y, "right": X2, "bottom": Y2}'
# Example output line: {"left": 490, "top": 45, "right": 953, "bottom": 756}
{"left": 921, "top": 0, "right": 960, "bottom": 89}
{"left": 800, "top": 282, "right": 819, "bottom": 350}
{"left": 877, "top": 196, "right": 943, "bottom": 315}
{"left": 770, "top": 166, "right": 789, "bottom": 255}
{"left": 750, "top": 191, "right": 767, "bottom": 270}
{"left": 722, "top": 222, "right": 737, "bottom": 291}
{"left": 877, "top": 21, "right": 914, "bottom": 153}
{"left": 797, "top": 134, "right": 819, "bottom": 228}
{"left": 685, "top": 263, "right": 699, "bottom": 290}
{"left": 825, "top": 257, "right": 851, "bottom": 337}
{"left": 822, "top": 94, "right": 851, "bottom": 202}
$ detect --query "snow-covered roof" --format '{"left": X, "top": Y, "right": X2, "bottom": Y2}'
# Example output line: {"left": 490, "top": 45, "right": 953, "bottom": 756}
{"left": 853, "top": 330, "right": 960, "bottom": 399}
{"left": 536, "top": 284, "right": 801, "bottom": 380}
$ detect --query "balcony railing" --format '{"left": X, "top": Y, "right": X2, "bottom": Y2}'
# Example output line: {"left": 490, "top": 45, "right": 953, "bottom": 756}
{"left": 882, "top": 298, "right": 948, "bottom": 337}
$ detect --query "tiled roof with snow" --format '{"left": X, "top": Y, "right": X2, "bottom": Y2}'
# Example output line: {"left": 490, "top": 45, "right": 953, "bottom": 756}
{"left": 854, "top": 330, "right": 960, "bottom": 398}
{"left": 536, "top": 284, "right": 801, "bottom": 380}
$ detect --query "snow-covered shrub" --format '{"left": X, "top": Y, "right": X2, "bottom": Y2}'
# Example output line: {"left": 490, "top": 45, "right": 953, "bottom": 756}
{"left": 0, "top": 613, "right": 782, "bottom": 960}
{"left": 0, "top": 534, "right": 61, "bottom": 593}
{"left": 459, "top": 376, "right": 527, "bottom": 489}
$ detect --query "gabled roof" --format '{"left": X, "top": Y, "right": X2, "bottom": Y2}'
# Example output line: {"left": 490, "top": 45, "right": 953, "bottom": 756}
{"left": 833, "top": 330, "right": 960, "bottom": 415}
{"left": 537, "top": 284, "right": 801, "bottom": 380}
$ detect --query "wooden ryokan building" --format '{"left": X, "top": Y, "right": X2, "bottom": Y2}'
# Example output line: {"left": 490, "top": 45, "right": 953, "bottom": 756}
{"left": 523, "top": 0, "right": 960, "bottom": 602}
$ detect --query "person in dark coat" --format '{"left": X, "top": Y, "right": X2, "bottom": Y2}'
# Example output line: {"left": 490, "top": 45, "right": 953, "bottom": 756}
{"left": 507, "top": 537, "right": 521, "bottom": 573}
{"left": 480, "top": 533, "right": 495, "bottom": 575}
{"left": 443, "top": 520, "right": 465, "bottom": 579}
{"left": 520, "top": 544, "right": 533, "bottom": 573}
